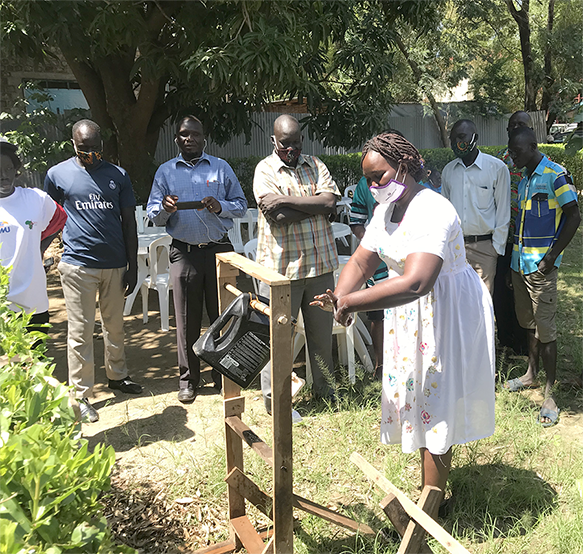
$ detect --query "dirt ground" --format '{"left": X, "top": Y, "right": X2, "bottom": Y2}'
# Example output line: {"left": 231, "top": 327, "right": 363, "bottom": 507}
{"left": 45, "top": 264, "right": 275, "bottom": 552}
{"left": 43, "top": 258, "right": 583, "bottom": 553}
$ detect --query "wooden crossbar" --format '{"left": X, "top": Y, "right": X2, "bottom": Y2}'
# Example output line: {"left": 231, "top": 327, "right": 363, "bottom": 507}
{"left": 225, "top": 467, "right": 375, "bottom": 536}
{"left": 231, "top": 515, "right": 265, "bottom": 554}
{"left": 225, "top": 416, "right": 274, "bottom": 467}
{"left": 350, "top": 452, "right": 471, "bottom": 554}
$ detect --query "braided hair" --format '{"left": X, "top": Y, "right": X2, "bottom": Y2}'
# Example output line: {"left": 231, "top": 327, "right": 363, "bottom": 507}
{"left": 361, "top": 132, "right": 426, "bottom": 182}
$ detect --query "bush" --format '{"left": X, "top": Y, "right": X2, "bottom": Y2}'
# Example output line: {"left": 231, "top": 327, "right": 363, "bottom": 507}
{"left": 0, "top": 266, "right": 134, "bottom": 554}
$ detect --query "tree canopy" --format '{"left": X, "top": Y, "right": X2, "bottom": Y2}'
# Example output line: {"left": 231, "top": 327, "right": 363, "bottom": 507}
{"left": 2, "top": 0, "right": 436, "bottom": 198}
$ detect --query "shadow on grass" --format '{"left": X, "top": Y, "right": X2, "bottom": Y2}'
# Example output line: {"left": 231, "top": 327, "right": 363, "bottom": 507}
{"left": 444, "top": 463, "right": 558, "bottom": 542}
{"left": 293, "top": 505, "right": 396, "bottom": 554}
{"left": 87, "top": 405, "right": 194, "bottom": 452}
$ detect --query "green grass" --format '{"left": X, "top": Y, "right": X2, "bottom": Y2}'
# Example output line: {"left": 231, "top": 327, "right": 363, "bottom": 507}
{"left": 106, "top": 221, "right": 583, "bottom": 553}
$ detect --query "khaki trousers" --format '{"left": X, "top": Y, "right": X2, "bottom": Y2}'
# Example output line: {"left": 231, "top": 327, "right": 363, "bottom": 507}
{"left": 58, "top": 261, "right": 128, "bottom": 398}
{"left": 465, "top": 240, "right": 498, "bottom": 295}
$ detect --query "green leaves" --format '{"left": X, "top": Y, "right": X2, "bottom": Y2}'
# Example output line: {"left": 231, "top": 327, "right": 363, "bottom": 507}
{"left": 0, "top": 262, "right": 131, "bottom": 553}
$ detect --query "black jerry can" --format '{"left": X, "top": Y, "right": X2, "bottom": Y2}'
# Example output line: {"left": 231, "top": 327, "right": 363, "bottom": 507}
{"left": 193, "top": 293, "right": 271, "bottom": 388}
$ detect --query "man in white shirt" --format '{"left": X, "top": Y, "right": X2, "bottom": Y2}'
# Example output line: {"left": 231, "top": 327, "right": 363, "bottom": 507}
{"left": 441, "top": 119, "right": 510, "bottom": 294}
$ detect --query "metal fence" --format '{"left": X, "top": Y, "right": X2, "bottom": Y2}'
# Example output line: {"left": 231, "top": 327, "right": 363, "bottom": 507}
{"left": 156, "top": 107, "right": 547, "bottom": 163}
{"left": 17, "top": 106, "right": 547, "bottom": 189}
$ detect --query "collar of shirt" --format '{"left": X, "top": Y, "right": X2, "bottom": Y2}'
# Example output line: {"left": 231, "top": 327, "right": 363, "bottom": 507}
{"left": 451, "top": 149, "right": 485, "bottom": 170}
{"left": 267, "top": 151, "right": 316, "bottom": 173}
{"left": 530, "top": 155, "right": 548, "bottom": 178}
{"left": 174, "top": 152, "right": 211, "bottom": 169}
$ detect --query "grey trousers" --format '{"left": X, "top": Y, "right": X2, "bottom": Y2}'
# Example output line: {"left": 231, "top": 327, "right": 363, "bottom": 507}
{"left": 260, "top": 272, "right": 335, "bottom": 412}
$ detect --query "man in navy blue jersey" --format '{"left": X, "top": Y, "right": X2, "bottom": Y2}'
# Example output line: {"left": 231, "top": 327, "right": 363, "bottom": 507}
{"left": 45, "top": 119, "right": 142, "bottom": 423}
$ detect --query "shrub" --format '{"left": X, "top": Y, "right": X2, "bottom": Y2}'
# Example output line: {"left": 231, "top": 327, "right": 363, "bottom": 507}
{"left": 226, "top": 145, "right": 581, "bottom": 202}
{"left": 0, "top": 266, "right": 134, "bottom": 554}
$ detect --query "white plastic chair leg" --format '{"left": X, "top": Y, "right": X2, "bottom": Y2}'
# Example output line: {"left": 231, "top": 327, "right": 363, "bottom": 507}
{"left": 346, "top": 321, "right": 356, "bottom": 384}
{"left": 356, "top": 317, "right": 373, "bottom": 344}
{"left": 124, "top": 258, "right": 148, "bottom": 316}
{"left": 354, "top": 331, "right": 374, "bottom": 373}
{"left": 141, "top": 282, "right": 149, "bottom": 324}
{"left": 336, "top": 333, "right": 348, "bottom": 366}
{"left": 158, "top": 286, "right": 169, "bottom": 331}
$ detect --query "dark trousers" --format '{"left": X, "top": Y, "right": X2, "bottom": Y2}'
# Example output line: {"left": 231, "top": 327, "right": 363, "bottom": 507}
{"left": 259, "top": 272, "right": 336, "bottom": 412}
{"left": 169, "top": 240, "right": 233, "bottom": 390}
{"left": 27, "top": 311, "right": 50, "bottom": 350}
{"left": 493, "top": 242, "right": 528, "bottom": 355}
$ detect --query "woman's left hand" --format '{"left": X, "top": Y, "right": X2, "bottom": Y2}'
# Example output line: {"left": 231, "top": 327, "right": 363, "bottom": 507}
{"left": 310, "top": 290, "right": 353, "bottom": 327}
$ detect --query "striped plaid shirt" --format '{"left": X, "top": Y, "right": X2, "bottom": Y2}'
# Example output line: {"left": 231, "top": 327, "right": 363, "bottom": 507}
{"left": 254, "top": 153, "right": 340, "bottom": 280}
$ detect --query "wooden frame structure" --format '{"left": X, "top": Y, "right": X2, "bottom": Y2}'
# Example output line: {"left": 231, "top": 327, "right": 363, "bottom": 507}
{"left": 350, "top": 453, "right": 471, "bottom": 554}
{"left": 195, "top": 252, "right": 373, "bottom": 554}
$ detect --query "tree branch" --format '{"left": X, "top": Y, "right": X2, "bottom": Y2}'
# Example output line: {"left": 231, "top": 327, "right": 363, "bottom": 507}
{"left": 392, "top": 32, "right": 449, "bottom": 148}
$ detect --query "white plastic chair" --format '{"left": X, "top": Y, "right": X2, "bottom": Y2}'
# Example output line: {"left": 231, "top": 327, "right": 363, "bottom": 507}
{"left": 343, "top": 184, "right": 357, "bottom": 200}
{"left": 331, "top": 221, "right": 352, "bottom": 249}
{"left": 293, "top": 308, "right": 373, "bottom": 386}
{"left": 293, "top": 256, "right": 374, "bottom": 385}
{"left": 135, "top": 205, "right": 146, "bottom": 233}
{"left": 246, "top": 208, "right": 259, "bottom": 241}
{"left": 336, "top": 184, "right": 357, "bottom": 224}
{"left": 243, "top": 238, "right": 259, "bottom": 294}
{"left": 135, "top": 205, "right": 152, "bottom": 233}
{"left": 141, "top": 235, "right": 173, "bottom": 331}
{"left": 228, "top": 211, "right": 256, "bottom": 253}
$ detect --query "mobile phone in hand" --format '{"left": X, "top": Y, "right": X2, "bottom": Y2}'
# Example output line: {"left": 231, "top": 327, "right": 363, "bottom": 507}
{"left": 175, "top": 200, "right": 205, "bottom": 210}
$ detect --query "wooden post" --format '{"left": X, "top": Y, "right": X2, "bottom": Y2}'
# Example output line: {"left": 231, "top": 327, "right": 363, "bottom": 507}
{"left": 269, "top": 280, "right": 293, "bottom": 553}
{"left": 217, "top": 258, "right": 245, "bottom": 549}
{"left": 350, "top": 452, "right": 471, "bottom": 554}
{"left": 398, "top": 486, "right": 441, "bottom": 554}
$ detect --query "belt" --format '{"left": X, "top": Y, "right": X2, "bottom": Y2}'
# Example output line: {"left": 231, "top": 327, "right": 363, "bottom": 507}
{"left": 464, "top": 234, "right": 492, "bottom": 243}
{"left": 171, "top": 237, "right": 230, "bottom": 252}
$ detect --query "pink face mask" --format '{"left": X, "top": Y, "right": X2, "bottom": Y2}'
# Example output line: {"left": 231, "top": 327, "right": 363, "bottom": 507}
{"left": 369, "top": 168, "right": 407, "bottom": 204}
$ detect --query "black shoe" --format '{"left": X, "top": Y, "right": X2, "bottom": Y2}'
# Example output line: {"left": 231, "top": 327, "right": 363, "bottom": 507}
{"left": 108, "top": 377, "right": 143, "bottom": 394}
{"left": 177, "top": 384, "right": 196, "bottom": 403}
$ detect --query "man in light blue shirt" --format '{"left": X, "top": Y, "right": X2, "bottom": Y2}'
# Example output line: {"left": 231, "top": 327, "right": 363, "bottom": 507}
{"left": 147, "top": 115, "right": 247, "bottom": 402}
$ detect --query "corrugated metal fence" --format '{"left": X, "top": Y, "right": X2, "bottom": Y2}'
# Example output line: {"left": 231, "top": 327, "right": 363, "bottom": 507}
{"left": 18, "top": 107, "right": 546, "bottom": 188}
{"left": 156, "top": 107, "right": 547, "bottom": 163}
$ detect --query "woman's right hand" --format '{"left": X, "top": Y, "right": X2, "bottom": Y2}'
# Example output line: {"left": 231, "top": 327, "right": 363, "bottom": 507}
{"left": 310, "top": 290, "right": 354, "bottom": 327}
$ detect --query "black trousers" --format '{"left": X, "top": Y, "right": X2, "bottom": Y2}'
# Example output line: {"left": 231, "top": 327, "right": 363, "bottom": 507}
{"left": 169, "top": 240, "right": 233, "bottom": 390}
{"left": 493, "top": 242, "right": 528, "bottom": 355}
{"left": 26, "top": 311, "right": 50, "bottom": 350}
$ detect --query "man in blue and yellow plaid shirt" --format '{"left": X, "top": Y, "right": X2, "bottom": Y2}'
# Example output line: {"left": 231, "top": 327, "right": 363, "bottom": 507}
{"left": 505, "top": 127, "right": 580, "bottom": 427}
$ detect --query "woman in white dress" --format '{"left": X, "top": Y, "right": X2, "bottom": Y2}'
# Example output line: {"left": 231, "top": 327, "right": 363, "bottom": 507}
{"left": 312, "top": 132, "right": 495, "bottom": 513}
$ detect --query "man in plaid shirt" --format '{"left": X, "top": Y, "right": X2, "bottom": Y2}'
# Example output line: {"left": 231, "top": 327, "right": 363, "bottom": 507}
{"left": 254, "top": 115, "right": 340, "bottom": 413}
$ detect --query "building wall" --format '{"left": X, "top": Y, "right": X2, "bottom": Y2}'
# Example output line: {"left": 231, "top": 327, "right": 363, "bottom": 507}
{"left": 0, "top": 52, "right": 76, "bottom": 115}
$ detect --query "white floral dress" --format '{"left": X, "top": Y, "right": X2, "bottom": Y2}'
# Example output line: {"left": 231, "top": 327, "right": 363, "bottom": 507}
{"left": 361, "top": 190, "right": 495, "bottom": 455}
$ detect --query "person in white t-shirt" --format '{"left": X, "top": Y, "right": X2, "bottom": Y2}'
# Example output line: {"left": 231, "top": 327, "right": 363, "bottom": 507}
{"left": 0, "top": 137, "right": 67, "bottom": 335}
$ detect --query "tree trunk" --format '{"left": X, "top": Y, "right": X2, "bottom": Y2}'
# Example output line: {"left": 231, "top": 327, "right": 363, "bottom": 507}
{"left": 392, "top": 32, "right": 450, "bottom": 148}
{"left": 506, "top": 0, "right": 537, "bottom": 111}
{"left": 58, "top": 46, "right": 167, "bottom": 201}
{"left": 117, "top": 126, "right": 162, "bottom": 204}
{"left": 540, "top": 0, "right": 556, "bottom": 133}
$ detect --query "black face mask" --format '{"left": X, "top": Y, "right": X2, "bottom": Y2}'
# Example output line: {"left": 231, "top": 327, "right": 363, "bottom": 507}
{"left": 276, "top": 146, "right": 301, "bottom": 165}
{"left": 272, "top": 135, "right": 301, "bottom": 166}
